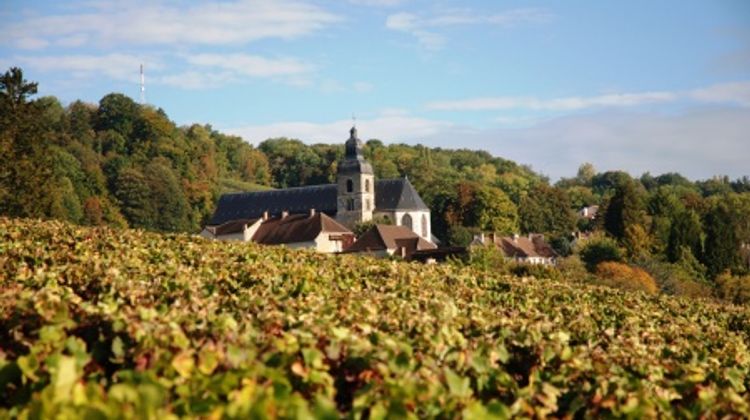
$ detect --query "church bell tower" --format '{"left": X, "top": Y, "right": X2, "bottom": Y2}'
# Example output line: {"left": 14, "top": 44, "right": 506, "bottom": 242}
{"left": 336, "top": 126, "right": 374, "bottom": 228}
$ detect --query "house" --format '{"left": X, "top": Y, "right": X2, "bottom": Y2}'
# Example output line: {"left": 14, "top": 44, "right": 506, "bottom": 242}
{"left": 579, "top": 205, "right": 599, "bottom": 220}
{"left": 201, "top": 209, "right": 355, "bottom": 253}
{"left": 344, "top": 224, "right": 436, "bottom": 258}
{"left": 205, "top": 126, "right": 433, "bottom": 243}
{"left": 471, "top": 233, "right": 558, "bottom": 265}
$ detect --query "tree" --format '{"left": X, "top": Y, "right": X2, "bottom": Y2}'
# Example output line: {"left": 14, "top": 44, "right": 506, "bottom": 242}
{"left": 623, "top": 224, "right": 652, "bottom": 260}
{"left": 259, "top": 138, "right": 324, "bottom": 187}
{"left": 473, "top": 185, "right": 519, "bottom": 234}
{"left": 114, "top": 166, "right": 156, "bottom": 229}
{"left": 95, "top": 93, "right": 140, "bottom": 140}
{"left": 576, "top": 163, "right": 596, "bottom": 186}
{"left": 0, "top": 67, "right": 38, "bottom": 111}
{"left": 0, "top": 67, "right": 53, "bottom": 218}
{"left": 603, "top": 180, "right": 647, "bottom": 240}
{"left": 144, "top": 160, "right": 191, "bottom": 232}
{"left": 702, "top": 201, "right": 739, "bottom": 279}
{"left": 666, "top": 209, "right": 702, "bottom": 263}
{"left": 519, "top": 184, "right": 576, "bottom": 236}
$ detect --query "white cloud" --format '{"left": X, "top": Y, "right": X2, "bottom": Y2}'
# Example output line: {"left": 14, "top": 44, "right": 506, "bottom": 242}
{"left": 427, "top": 91, "right": 677, "bottom": 111}
{"left": 11, "top": 53, "right": 161, "bottom": 83}
{"left": 4, "top": 0, "right": 339, "bottom": 49}
{"left": 157, "top": 71, "right": 237, "bottom": 90}
{"left": 349, "top": 0, "right": 406, "bottom": 6}
{"left": 225, "top": 113, "right": 452, "bottom": 144}
{"left": 689, "top": 81, "right": 750, "bottom": 107}
{"left": 447, "top": 107, "right": 750, "bottom": 181}
{"left": 185, "top": 54, "right": 313, "bottom": 77}
{"left": 10, "top": 52, "right": 317, "bottom": 90}
{"left": 427, "top": 81, "right": 750, "bottom": 112}
{"left": 386, "top": 8, "right": 551, "bottom": 50}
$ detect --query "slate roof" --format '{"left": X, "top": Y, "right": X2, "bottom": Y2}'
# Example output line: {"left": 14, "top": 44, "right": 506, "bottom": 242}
{"left": 208, "top": 178, "right": 428, "bottom": 225}
{"left": 373, "top": 178, "right": 429, "bottom": 211}
{"left": 208, "top": 184, "right": 338, "bottom": 225}
{"left": 345, "top": 225, "right": 435, "bottom": 254}
{"left": 252, "top": 212, "right": 353, "bottom": 245}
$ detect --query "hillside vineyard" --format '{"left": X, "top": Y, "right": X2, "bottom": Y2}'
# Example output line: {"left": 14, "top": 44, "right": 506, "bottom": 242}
{"left": 1, "top": 217, "right": 748, "bottom": 417}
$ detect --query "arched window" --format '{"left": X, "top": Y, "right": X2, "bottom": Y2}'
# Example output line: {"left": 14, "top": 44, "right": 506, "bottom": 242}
{"left": 346, "top": 179, "right": 353, "bottom": 193}
{"left": 401, "top": 213, "right": 413, "bottom": 230}
{"left": 365, "top": 179, "right": 370, "bottom": 193}
{"left": 346, "top": 198, "right": 355, "bottom": 211}
{"left": 421, "top": 214, "right": 428, "bottom": 238}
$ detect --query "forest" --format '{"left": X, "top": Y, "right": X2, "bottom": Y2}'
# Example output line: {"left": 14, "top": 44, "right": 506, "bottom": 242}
{"left": 1, "top": 67, "right": 749, "bottom": 301}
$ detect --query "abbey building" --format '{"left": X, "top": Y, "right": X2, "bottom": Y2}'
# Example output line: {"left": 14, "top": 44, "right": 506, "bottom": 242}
{"left": 204, "top": 127, "right": 432, "bottom": 250}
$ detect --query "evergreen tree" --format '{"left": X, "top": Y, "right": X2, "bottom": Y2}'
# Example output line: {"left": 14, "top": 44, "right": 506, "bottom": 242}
{"left": 667, "top": 209, "right": 702, "bottom": 263}
{"left": 702, "top": 201, "right": 739, "bottom": 278}
{"left": 603, "top": 180, "right": 646, "bottom": 240}
{"left": 0, "top": 67, "right": 53, "bottom": 217}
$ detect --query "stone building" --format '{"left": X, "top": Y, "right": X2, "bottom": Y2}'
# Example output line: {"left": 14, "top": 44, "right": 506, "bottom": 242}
{"left": 206, "top": 126, "right": 432, "bottom": 243}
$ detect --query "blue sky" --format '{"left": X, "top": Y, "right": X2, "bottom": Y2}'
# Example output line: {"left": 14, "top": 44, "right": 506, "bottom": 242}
{"left": 2, "top": 0, "right": 749, "bottom": 180}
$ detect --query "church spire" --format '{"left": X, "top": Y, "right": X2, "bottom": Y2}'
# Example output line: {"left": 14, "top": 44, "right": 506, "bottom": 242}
{"left": 345, "top": 125, "right": 366, "bottom": 161}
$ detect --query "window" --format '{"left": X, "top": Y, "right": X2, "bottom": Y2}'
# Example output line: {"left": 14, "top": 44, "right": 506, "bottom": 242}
{"left": 366, "top": 199, "right": 371, "bottom": 211}
{"left": 401, "top": 213, "right": 413, "bottom": 230}
{"left": 346, "top": 198, "right": 355, "bottom": 211}
{"left": 422, "top": 214, "right": 428, "bottom": 238}
{"left": 365, "top": 179, "right": 370, "bottom": 193}
{"left": 346, "top": 179, "right": 353, "bottom": 193}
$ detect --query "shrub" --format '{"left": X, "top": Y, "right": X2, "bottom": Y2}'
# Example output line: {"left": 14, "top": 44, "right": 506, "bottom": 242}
{"left": 556, "top": 255, "right": 591, "bottom": 283}
{"left": 716, "top": 272, "right": 750, "bottom": 305}
{"left": 595, "top": 261, "right": 659, "bottom": 294}
{"left": 509, "top": 262, "right": 561, "bottom": 281}
{"left": 465, "top": 244, "right": 508, "bottom": 273}
{"left": 578, "top": 236, "right": 624, "bottom": 272}
{"left": 636, "top": 256, "right": 713, "bottom": 299}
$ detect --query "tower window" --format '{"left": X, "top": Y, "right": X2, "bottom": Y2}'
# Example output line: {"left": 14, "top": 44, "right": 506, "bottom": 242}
{"left": 401, "top": 213, "right": 413, "bottom": 230}
{"left": 365, "top": 179, "right": 370, "bottom": 193}
{"left": 422, "top": 214, "right": 428, "bottom": 238}
{"left": 366, "top": 199, "right": 371, "bottom": 211}
{"left": 347, "top": 198, "right": 355, "bottom": 211}
{"left": 346, "top": 179, "right": 353, "bottom": 193}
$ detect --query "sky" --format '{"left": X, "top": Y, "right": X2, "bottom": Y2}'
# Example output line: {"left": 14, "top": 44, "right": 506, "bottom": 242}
{"left": 1, "top": 0, "right": 749, "bottom": 181}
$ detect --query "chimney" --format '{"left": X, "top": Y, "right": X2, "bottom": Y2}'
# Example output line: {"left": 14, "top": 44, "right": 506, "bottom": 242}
{"left": 513, "top": 233, "right": 519, "bottom": 242}
{"left": 309, "top": 208, "right": 316, "bottom": 217}
{"left": 281, "top": 210, "right": 289, "bottom": 219}
{"left": 488, "top": 232, "right": 496, "bottom": 244}
{"left": 262, "top": 211, "right": 269, "bottom": 221}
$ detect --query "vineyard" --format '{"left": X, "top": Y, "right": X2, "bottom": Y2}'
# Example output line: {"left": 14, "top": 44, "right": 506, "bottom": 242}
{"left": 1, "top": 217, "right": 749, "bottom": 418}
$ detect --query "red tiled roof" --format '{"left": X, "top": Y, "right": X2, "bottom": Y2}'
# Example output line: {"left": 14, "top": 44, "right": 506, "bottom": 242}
{"left": 252, "top": 212, "right": 352, "bottom": 245}
{"left": 207, "top": 218, "right": 259, "bottom": 236}
{"left": 345, "top": 224, "right": 436, "bottom": 253}
{"left": 477, "top": 234, "right": 557, "bottom": 259}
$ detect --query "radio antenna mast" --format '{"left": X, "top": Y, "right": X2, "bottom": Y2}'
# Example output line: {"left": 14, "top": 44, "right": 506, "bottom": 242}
{"left": 140, "top": 64, "right": 146, "bottom": 104}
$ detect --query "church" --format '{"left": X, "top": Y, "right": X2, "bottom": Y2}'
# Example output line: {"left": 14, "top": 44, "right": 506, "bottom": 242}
{"left": 205, "top": 126, "right": 433, "bottom": 247}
